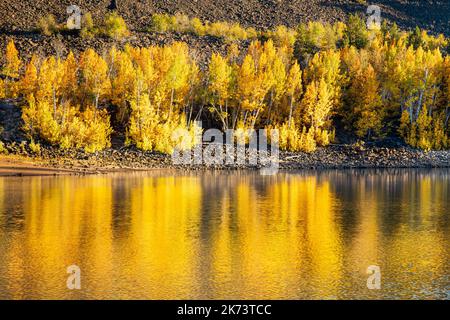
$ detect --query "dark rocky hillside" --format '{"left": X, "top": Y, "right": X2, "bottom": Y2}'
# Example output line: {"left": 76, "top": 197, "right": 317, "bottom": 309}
{"left": 0, "top": 0, "right": 448, "bottom": 65}
{"left": 0, "top": 0, "right": 448, "bottom": 34}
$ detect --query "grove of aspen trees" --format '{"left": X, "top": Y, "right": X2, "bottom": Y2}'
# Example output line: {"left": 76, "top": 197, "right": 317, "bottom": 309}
{"left": 0, "top": 13, "right": 449, "bottom": 153}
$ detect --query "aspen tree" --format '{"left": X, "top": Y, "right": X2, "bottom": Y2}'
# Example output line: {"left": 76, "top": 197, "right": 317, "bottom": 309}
{"left": 265, "top": 55, "right": 286, "bottom": 124}
{"left": 305, "top": 50, "right": 341, "bottom": 96}
{"left": 164, "top": 42, "right": 191, "bottom": 120}
{"left": 37, "top": 56, "right": 63, "bottom": 117}
{"left": 109, "top": 49, "right": 136, "bottom": 109}
{"left": 80, "top": 49, "right": 110, "bottom": 110}
{"left": 300, "top": 78, "right": 333, "bottom": 132}
{"left": 352, "top": 64, "right": 384, "bottom": 138}
{"left": 237, "top": 54, "right": 257, "bottom": 127}
{"left": 285, "top": 61, "right": 302, "bottom": 127}
{"left": 20, "top": 55, "right": 39, "bottom": 97}
{"left": 4, "top": 40, "right": 21, "bottom": 78}
{"left": 2, "top": 40, "right": 21, "bottom": 97}
{"left": 61, "top": 51, "right": 78, "bottom": 103}
{"left": 208, "top": 53, "right": 233, "bottom": 129}
{"left": 128, "top": 93, "right": 157, "bottom": 151}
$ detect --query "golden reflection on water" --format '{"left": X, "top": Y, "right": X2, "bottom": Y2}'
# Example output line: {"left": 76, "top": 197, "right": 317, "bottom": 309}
{"left": 0, "top": 169, "right": 448, "bottom": 299}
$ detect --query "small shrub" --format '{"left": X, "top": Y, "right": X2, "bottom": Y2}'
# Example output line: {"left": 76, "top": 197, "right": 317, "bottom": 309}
{"left": 301, "top": 127, "right": 317, "bottom": 153}
{"left": 80, "top": 12, "right": 97, "bottom": 38}
{"left": 149, "top": 13, "right": 174, "bottom": 32}
{"left": 29, "top": 139, "right": 41, "bottom": 155}
{"left": 315, "top": 128, "right": 333, "bottom": 147}
{"left": 173, "top": 13, "right": 192, "bottom": 33}
{"left": 102, "top": 12, "right": 129, "bottom": 40}
{"left": 191, "top": 17, "right": 206, "bottom": 36}
{"left": 148, "top": 14, "right": 258, "bottom": 42}
{"left": 37, "top": 14, "right": 60, "bottom": 36}
{"left": 0, "top": 141, "right": 8, "bottom": 154}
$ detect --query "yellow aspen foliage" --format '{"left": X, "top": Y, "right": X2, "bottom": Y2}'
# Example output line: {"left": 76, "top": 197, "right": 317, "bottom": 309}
{"left": 109, "top": 48, "right": 136, "bottom": 107}
{"left": 304, "top": 49, "right": 342, "bottom": 110}
{"left": 80, "top": 49, "right": 110, "bottom": 109}
{"left": 300, "top": 126, "right": 317, "bottom": 153}
{"left": 266, "top": 26, "right": 297, "bottom": 50}
{"left": 37, "top": 14, "right": 60, "bottom": 36}
{"left": 191, "top": 17, "right": 206, "bottom": 36}
{"left": 36, "top": 56, "right": 63, "bottom": 113}
{"left": 60, "top": 51, "right": 78, "bottom": 102}
{"left": 269, "top": 56, "right": 287, "bottom": 108}
{"left": 80, "top": 12, "right": 97, "bottom": 39}
{"left": 315, "top": 128, "right": 333, "bottom": 147}
{"left": 351, "top": 64, "right": 384, "bottom": 138}
{"left": 71, "top": 107, "right": 112, "bottom": 152}
{"left": 4, "top": 20, "right": 450, "bottom": 154}
{"left": 237, "top": 54, "right": 257, "bottom": 111}
{"left": 399, "top": 109, "right": 414, "bottom": 145}
{"left": 236, "top": 41, "right": 278, "bottom": 129}
{"left": 415, "top": 105, "right": 433, "bottom": 151}
{"left": 20, "top": 55, "right": 39, "bottom": 97}
{"left": 128, "top": 93, "right": 158, "bottom": 151}
{"left": 285, "top": 61, "right": 302, "bottom": 127}
{"left": 22, "top": 95, "right": 112, "bottom": 152}
{"left": 127, "top": 92, "right": 198, "bottom": 154}
{"left": 442, "top": 57, "right": 450, "bottom": 127}
{"left": 226, "top": 43, "right": 240, "bottom": 62}
{"left": 275, "top": 121, "right": 302, "bottom": 151}
{"left": 2, "top": 40, "right": 21, "bottom": 97}
{"left": 208, "top": 53, "right": 233, "bottom": 129}
{"left": 22, "top": 95, "right": 60, "bottom": 144}
{"left": 0, "top": 79, "right": 4, "bottom": 99}
{"left": 431, "top": 115, "right": 448, "bottom": 150}
{"left": 231, "top": 120, "right": 250, "bottom": 144}
{"left": 3, "top": 40, "right": 21, "bottom": 78}
{"left": 300, "top": 78, "right": 333, "bottom": 131}
{"left": 164, "top": 42, "right": 193, "bottom": 119}
{"left": 272, "top": 122, "right": 324, "bottom": 153}
{"left": 399, "top": 105, "right": 447, "bottom": 151}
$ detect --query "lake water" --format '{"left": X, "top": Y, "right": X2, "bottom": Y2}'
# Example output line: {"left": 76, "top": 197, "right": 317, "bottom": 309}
{"left": 0, "top": 169, "right": 448, "bottom": 299}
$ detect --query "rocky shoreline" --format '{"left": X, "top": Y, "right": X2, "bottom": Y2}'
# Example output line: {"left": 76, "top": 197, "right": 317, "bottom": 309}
{"left": 1, "top": 141, "right": 448, "bottom": 176}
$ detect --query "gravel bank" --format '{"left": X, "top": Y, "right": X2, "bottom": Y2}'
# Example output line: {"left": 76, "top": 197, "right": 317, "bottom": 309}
{"left": 1, "top": 141, "right": 448, "bottom": 176}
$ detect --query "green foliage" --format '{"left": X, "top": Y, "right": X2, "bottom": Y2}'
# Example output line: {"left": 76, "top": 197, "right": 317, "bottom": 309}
{"left": 343, "top": 14, "right": 369, "bottom": 49}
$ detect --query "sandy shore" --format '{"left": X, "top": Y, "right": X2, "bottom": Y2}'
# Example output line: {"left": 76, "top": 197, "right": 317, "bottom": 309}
{"left": 0, "top": 156, "right": 82, "bottom": 176}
